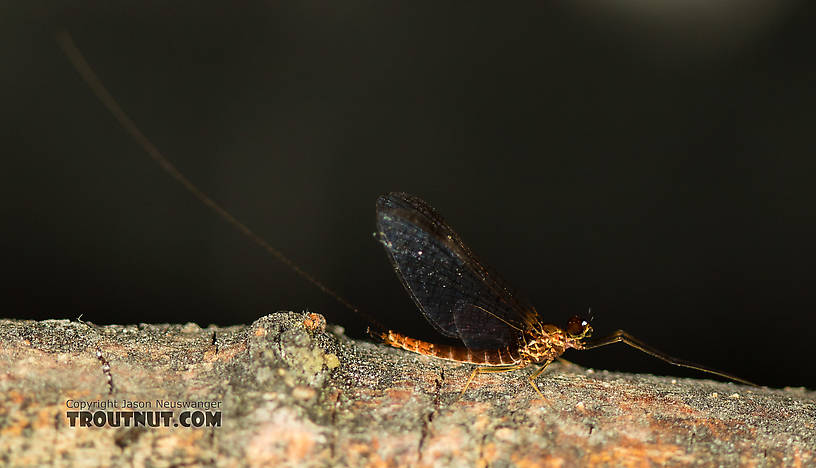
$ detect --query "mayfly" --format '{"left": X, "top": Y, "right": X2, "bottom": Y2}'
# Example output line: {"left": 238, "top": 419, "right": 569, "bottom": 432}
{"left": 370, "top": 192, "right": 755, "bottom": 397}
{"left": 57, "top": 33, "right": 755, "bottom": 398}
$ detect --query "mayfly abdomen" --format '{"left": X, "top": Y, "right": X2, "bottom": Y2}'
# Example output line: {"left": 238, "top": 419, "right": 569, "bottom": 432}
{"left": 377, "top": 329, "right": 523, "bottom": 366}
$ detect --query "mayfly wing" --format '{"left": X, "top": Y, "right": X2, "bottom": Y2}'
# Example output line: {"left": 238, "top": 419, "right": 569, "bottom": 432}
{"left": 375, "top": 192, "right": 537, "bottom": 350}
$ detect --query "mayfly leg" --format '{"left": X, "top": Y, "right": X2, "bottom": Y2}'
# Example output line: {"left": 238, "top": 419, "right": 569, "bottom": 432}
{"left": 460, "top": 361, "right": 554, "bottom": 401}
{"left": 583, "top": 330, "right": 757, "bottom": 386}
{"left": 461, "top": 364, "right": 526, "bottom": 399}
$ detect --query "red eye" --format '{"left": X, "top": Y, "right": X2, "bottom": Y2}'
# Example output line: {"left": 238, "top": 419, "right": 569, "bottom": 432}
{"left": 566, "top": 316, "right": 590, "bottom": 337}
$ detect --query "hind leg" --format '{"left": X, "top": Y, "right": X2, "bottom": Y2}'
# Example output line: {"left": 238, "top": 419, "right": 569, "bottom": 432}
{"left": 459, "top": 364, "right": 524, "bottom": 398}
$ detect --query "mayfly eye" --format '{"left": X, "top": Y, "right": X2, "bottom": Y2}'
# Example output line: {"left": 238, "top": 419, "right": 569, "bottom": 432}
{"left": 566, "top": 315, "right": 588, "bottom": 337}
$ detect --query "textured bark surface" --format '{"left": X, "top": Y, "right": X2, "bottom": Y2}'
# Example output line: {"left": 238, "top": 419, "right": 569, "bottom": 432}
{"left": 1, "top": 312, "right": 814, "bottom": 467}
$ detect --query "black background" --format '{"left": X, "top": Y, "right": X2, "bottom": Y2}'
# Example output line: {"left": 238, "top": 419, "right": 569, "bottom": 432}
{"left": 5, "top": 2, "right": 815, "bottom": 389}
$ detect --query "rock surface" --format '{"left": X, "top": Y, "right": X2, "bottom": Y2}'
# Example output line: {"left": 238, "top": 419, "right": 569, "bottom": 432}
{"left": 1, "top": 311, "right": 814, "bottom": 467}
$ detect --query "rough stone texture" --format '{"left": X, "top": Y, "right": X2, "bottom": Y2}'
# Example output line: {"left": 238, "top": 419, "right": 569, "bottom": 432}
{"left": 1, "top": 311, "right": 813, "bottom": 467}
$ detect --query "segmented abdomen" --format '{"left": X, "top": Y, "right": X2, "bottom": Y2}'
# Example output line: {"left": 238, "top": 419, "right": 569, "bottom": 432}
{"left": 378, "top": 330, "right": 522, "bottom": 366}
